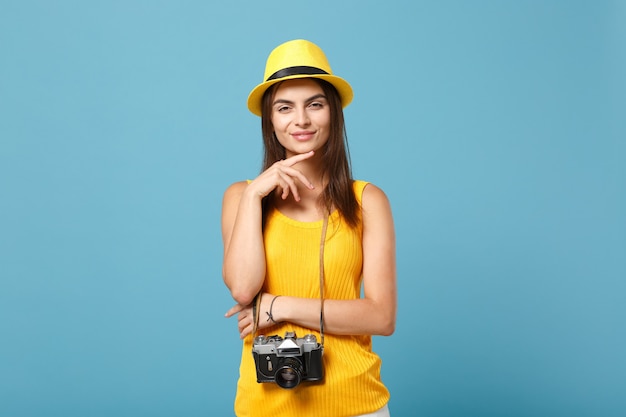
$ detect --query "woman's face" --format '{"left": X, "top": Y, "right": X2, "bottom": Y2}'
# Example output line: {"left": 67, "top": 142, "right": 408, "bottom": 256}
{"left": 270, "top": 78, "right": 331, "bottom": 158}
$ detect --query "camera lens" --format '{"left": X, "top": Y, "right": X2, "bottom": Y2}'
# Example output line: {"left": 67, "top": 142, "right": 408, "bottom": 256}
{"left": 275, "top": 358, "right": 303, "bottom": 389}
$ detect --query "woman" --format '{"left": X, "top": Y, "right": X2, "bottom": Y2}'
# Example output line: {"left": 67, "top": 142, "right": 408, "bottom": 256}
{"left": 222, "top": 39, "right": 397, "bottom": 417}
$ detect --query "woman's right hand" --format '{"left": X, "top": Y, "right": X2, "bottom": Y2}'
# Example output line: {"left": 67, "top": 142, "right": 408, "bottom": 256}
{"left": 246, "top": 151, "right": 316, "bottom": 202}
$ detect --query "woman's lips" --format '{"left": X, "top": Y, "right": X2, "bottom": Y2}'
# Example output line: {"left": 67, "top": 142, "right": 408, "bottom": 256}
{"left": 291, "top": 131, "right": 315, "bottom": 141}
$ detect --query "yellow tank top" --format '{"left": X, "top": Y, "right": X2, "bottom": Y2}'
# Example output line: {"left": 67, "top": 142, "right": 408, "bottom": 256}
{"left": 234, "top": 180, "right": 390, "bottom": 417}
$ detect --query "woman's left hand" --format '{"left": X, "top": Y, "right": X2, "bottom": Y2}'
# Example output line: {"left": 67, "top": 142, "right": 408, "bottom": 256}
{"left": 225, "top": 293, "right": 278, "bottom": 339}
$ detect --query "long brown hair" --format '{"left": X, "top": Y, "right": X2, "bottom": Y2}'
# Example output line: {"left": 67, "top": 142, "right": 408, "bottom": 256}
{"left": 260, "top": 78, "right": 360, "bottom": 228}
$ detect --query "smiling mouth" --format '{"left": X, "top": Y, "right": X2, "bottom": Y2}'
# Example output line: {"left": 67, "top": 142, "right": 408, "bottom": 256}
{"left": 292, "top": 131, "right": 315, "bottom": 141}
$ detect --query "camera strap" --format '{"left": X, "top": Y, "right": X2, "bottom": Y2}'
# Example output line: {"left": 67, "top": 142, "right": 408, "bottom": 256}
{"left": 252, "top": 291, "right": 262, "bottom": 337}
{"left": 318, "top": 211, "right": 329, "bottom": 346}
{"left": 251, "top": 210, "right": 329, "bottom": 346}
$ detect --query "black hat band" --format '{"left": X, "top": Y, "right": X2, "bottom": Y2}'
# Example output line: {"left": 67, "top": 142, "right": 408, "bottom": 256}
{"left": 266, "top": 66, "right": 329, "bottom": 81}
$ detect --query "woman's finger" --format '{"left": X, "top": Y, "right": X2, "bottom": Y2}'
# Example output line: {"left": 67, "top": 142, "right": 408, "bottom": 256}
{"left": 240, "top": 322, "right": 252, "bottom": 339}
{"left": 278, "top": 171, "right": 299, "bottom": 201}
{"left": 248, "top": 151, "right": 315, "bottom": 201}
{"left": 224, "top": 303, "right": 245, "bottom": 318}
{"left": 237, "top": 310, "right": 246, "bottom": 324}
{"left": 278, "top": 166, "right": 314, "bottom": 192}
{"left": 283, "top": 150, "right": 315, "bottom": 166}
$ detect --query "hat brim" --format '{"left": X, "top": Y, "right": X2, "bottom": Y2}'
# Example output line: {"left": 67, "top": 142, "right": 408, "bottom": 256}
{"left": 247, "top": 74, "right": 353, "bottom": 117}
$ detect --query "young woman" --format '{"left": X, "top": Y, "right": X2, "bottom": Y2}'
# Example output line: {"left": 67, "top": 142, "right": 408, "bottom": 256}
{"left": 222, "top": 39, "right": 397, "bottom": 417}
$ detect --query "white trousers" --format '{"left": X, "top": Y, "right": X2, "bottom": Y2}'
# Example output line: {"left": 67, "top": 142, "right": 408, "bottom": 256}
{"left": 354, "top": 404, "right": 390, "bottom": 417}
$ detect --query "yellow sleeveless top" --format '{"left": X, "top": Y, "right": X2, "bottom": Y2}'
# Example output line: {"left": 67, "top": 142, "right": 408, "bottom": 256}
{"left": 234, "top": 180, "right": 390, "bottom": 417}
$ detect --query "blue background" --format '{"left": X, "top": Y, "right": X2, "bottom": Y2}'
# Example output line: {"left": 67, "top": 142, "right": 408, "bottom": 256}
{"left": 1, "top": 1, "right": 624, "bottom": 416}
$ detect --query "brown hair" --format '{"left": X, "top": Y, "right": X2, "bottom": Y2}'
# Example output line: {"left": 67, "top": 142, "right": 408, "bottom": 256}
{"left": 260, "top": 78, "right": 360, "bottom": 228}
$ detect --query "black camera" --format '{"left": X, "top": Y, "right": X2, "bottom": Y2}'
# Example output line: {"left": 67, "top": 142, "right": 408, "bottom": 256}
{"left": 252, "top": 331, "right": 324, "bottom": 389}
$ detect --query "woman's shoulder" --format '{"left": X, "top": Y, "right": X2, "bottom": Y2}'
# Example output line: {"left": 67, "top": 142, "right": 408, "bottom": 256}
{"left": 225, "top": 180, "right": 249, "bottom": 191}
{"left": 354, "top": 180, "right": 390, "bottom": 210}
{"left": 353, "top": 179, "right": 387, "bottom": 197}
{"left": 222, "top": 180, "right": 249, "bottom": 202}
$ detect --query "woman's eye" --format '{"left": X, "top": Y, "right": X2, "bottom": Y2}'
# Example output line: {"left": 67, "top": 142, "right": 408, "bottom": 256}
{"left": 309, "top": 102, "right": 323, "bottom": 109}
{"left": 277, "top": 106, "right": 291, "bottom": 112}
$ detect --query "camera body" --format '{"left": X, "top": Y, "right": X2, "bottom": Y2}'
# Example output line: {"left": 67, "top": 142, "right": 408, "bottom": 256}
{"left": 252, "top": 331, "right": 324, "bottom": 389}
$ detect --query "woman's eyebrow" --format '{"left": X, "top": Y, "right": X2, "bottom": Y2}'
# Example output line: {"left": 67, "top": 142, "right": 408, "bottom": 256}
{"left": 273, "top": 94, "right": 327, "bottom": 106}
{"left": 272, "top": 98, "right": 294, "bottom": 106}
{"left": 306, "top": 93, "right": 327, "bottom": 102}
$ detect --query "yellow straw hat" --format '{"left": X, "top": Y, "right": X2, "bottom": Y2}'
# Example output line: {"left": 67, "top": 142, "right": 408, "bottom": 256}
{"left": 247, "top": 39, "right": 353, "bottom": 116}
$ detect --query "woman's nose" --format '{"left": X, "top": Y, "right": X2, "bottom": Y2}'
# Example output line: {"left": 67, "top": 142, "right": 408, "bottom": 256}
{"left": 295, "top": 108, "right": 310, "bottom": 126}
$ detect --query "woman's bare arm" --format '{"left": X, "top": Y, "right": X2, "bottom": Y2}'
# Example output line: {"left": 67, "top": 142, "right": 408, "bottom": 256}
{"left": 226, "top": 183, "right": 397, "bottom": 337}
{"left": 222, "top": 152, "right": 316, "bottom": 305}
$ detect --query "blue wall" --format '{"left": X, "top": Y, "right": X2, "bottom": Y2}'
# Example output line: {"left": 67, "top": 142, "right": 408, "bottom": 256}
{"left": 1, "top": 1, "right": 624, "bottom": 416}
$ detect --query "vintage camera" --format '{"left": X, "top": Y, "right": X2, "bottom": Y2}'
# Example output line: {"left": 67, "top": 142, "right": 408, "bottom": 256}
{"left": 252, "top": 331, "right": 324, "bottom": 389}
